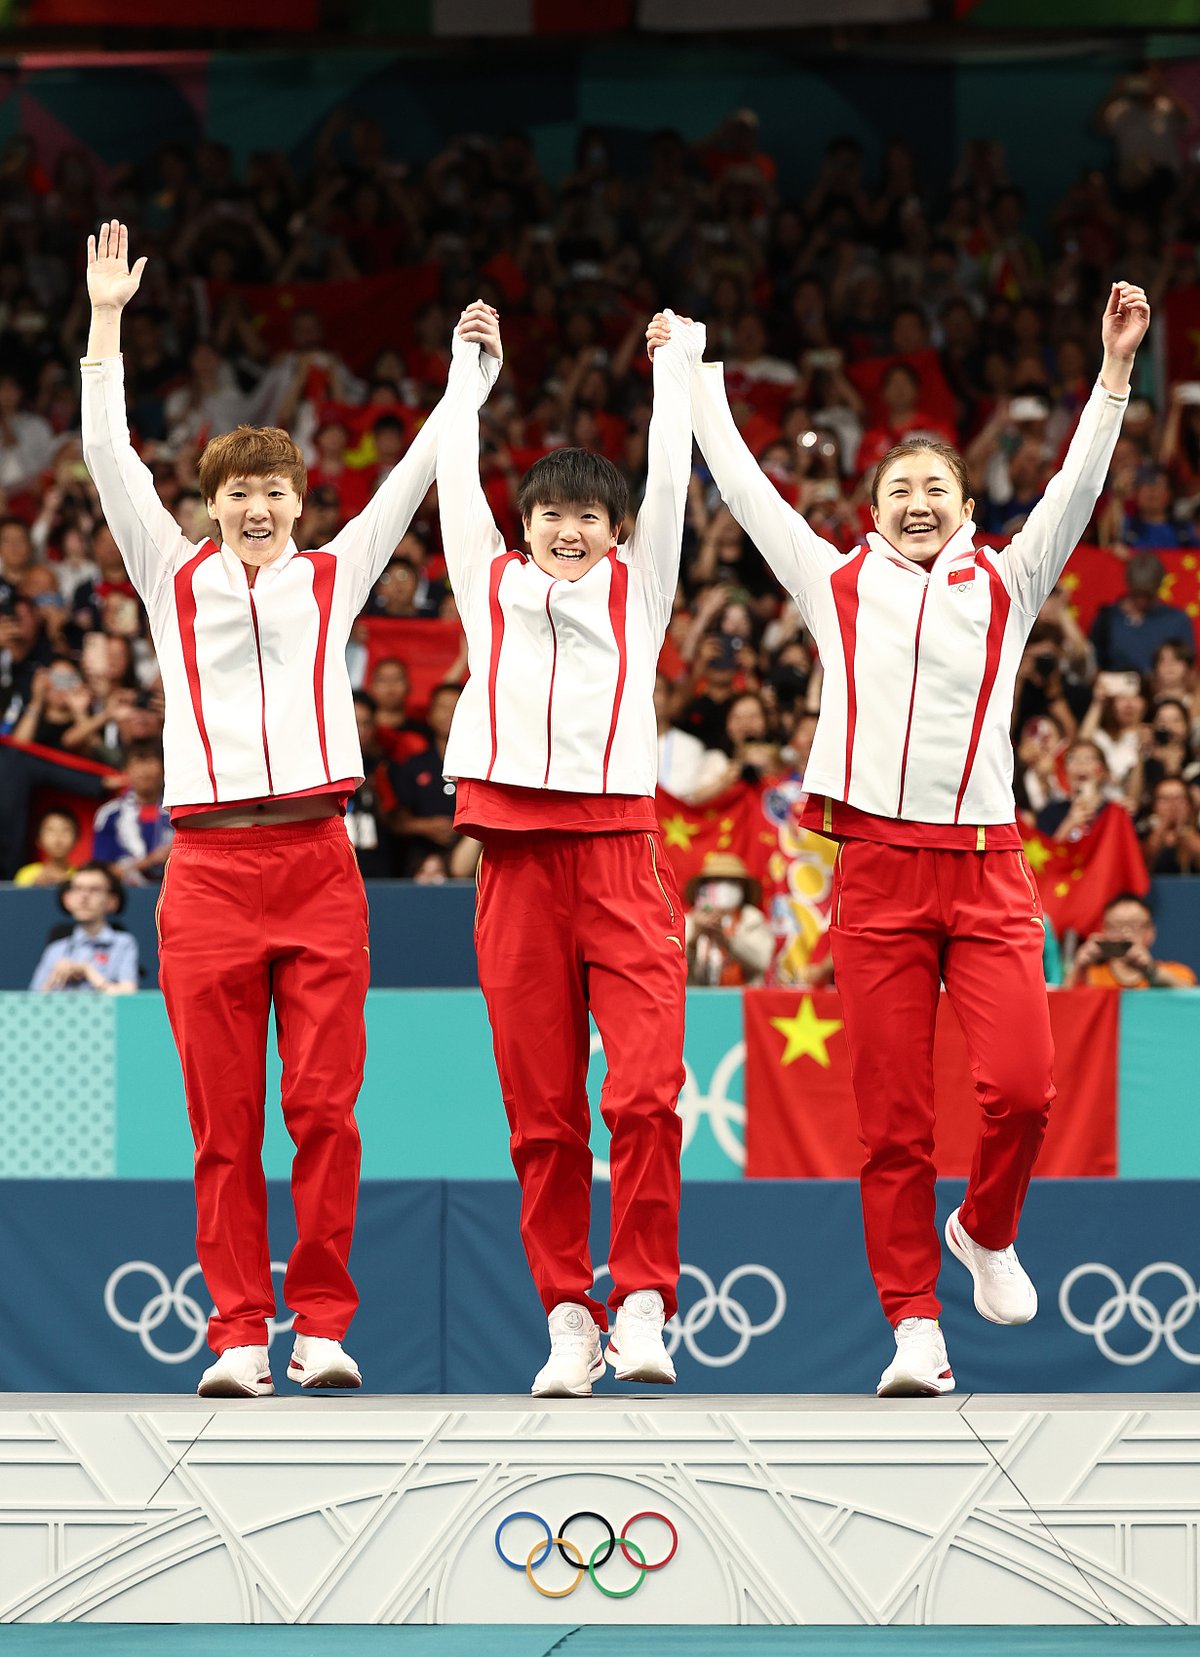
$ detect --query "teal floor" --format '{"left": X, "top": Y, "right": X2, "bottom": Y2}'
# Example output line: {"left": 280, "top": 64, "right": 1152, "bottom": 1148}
{"left": 0, "top": 1628, "right": 1194, "bottom": 1656}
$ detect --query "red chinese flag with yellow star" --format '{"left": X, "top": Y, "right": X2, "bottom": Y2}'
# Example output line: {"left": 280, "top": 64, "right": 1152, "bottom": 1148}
{"left": 655, "top": 782, "right": 770, "bottom": 891}
{"left": 1021, "top": 803, "right": 1148, "bottom": 939}
{"left": 743, "top": 988, "right": 1117, "bottom": 1178}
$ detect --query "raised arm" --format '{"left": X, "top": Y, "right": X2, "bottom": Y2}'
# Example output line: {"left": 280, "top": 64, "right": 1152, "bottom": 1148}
{"left": 1000, "top": 281, "right": 1149, "bottom": 616}
{"left": 81, "top": 221, "right": 194, "bottom": 600}
{"left": 690, "top": 356, "right": 841, "bottom": 616}
{"left": 435, "top": 302, "right": 507, "bottom": 597}
{"left": 325, "top": 301, "right": 501, "bottom": 607}
{"left": 624, "top": 310, "right": 705, "bottom": 606}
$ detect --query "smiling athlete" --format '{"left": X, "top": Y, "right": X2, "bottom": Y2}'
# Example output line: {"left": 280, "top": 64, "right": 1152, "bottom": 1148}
{"left": 676, "top": 281, "right": 1149, "bottom": 1395}
{"left": 81, "top": 222, "right": 498, "bottom": 1398}
{"left": 436, "top": 301, "right": 705, "bottom": 1397}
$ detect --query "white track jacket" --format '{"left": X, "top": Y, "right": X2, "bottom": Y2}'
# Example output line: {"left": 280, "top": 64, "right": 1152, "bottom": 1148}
{"left": 437, "top": 319, "right": 705, "bottom": 796}
{"left": 692, "top": 366, "right": 1128, "bottom": 825}
{"left": 81, "top": 353, "right": 497, "bottom": 807}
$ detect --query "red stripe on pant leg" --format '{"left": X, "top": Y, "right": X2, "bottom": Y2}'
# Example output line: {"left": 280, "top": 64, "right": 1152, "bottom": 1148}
{"left": 298, "top": 550, "right": 337, "bottom": 784}
{"left": 578, "top": 831, "right": 685, "bottom": 1322}
{"left": 475, "top": 835, "right": 607, "bottom": 1328}
{"left": 157, "top": 839, "right": 275, "bottom": 1351}
{"left": 940, "top": 848, "right": 1054, "bottom": 1249}
{"left": 267, "top": 827, "right": 369, "bottom": 1338}
{"left": 829, "top": 841, "right": 944, "bottom": 1324}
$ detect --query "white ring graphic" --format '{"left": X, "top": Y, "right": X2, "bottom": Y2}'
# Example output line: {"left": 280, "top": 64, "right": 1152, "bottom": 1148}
{"left": 104, "top": 1259, "right": 295, "bottom": 1364}
{"left": 594, "top": 1260, "right": 785, "bottom": 1368}
{"left": 1059, "top": 1262, "right": 1200, "bottom": 1366}
{"left": 590, "top": 1036, "right": 746, "bottom": 1179}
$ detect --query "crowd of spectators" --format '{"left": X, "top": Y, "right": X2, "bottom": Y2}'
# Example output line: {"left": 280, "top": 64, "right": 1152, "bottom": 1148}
{"left": 2, "top": 69, "right": 1200, "bottom": 983}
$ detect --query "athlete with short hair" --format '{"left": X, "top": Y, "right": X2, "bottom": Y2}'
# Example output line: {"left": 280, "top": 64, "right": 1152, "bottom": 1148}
{"left": 437, "top": 299, "right": 705, "bottom": 1396}
{"left": 81, "top": 221, "right": 499, "bottom": 1398}
{"left": 672, "top": 281, "right": 1150, "bottom": 1395}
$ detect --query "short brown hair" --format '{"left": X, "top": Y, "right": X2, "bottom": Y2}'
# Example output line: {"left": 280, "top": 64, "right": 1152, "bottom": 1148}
{"left": 871, "top": 439, "right": 971, "bottom": 508}
{"left": 198, "top": 426, "right": 307, "bottom": 503}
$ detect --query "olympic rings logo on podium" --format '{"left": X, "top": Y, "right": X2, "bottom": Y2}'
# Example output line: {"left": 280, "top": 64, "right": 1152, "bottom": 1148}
{"left": 1059, "top": 1262, "right": 1200, "bottom": 1366}
{"left": 104, "top": 1260, "right": 295, "bottom": 1363}
{"left": 495, "top": 1509, "right": 678, "bottom": 1598}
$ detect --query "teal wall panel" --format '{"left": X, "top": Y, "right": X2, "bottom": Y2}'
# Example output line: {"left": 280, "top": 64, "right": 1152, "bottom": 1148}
{"left": 1117, "top": 988, "right": 1200, "bottom": 1178}
{"left": 111, "top": 987, "right": 747, "bottom": 1182}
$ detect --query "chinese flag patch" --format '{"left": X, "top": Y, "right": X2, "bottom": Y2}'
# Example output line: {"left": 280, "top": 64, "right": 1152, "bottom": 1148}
{"left": 948, "top": 566, "right": 975, "bottom": 586}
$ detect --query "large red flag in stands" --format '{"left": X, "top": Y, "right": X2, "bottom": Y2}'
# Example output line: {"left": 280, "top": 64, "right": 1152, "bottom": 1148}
{"left": 1058, "top": 545, "right": 1200, "bottom": 653}
{"left": 205, "top": 266, "right": 440, "bottom": 375}
{"left": 358, "top": 618, "right": 464, "bottom": 721}
{"left": 743, "top": 987, "right": 1118, "bottom": 1178}
{"left": 655, "top": 781, "right": 774, "bottom": 893}
{"left": 1021, "top": 803, "right": 1149, "bottom": 939}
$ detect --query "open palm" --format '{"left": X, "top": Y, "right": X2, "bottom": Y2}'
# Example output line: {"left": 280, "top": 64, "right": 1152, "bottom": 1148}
{"left": 86, "top": 219, "right": 147, "bottom": 310}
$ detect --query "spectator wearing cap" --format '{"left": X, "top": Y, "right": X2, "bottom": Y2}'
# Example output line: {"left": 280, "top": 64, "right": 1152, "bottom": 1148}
{"left": 29, "top": 862, "right": 138, "bottom": 994}
{"left": 1065, "top": 891, "right": 1195, "bottom": 988}
{"left": 91, "top": 739, "right": 172, "bottom": 886}
{"left": 684, "top": 852, "right": 775, "bottom": 986}
{"left": 1090, "top": 550, "right": 1195, "bottom": 676}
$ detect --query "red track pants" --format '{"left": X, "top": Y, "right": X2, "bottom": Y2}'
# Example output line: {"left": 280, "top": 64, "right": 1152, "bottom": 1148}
{"left": 158, "top": 817, "right": 370, "bottom": 1354}
{"left": 829, "top": 840, "right": 1054, "bottom": 1325}
{"left": 474, "top": 829, "right": 686, "bottom": 1329}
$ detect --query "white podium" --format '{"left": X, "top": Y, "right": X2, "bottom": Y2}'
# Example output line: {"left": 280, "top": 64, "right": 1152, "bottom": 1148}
{"left": 1, "top": 1393, "right": 1197, "bottom": 1626}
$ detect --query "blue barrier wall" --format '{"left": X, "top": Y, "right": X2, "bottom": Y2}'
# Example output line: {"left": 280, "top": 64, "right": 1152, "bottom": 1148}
{"left": 4, "top": 874, "right": 1200, "bottom": 990}
{"left": 0, "top": 1178, "right": 1196, "bottom": 1396}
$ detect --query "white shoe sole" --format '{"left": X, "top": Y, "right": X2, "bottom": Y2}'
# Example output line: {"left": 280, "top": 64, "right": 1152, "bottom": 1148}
{"left": 877, "top": 1364, "right": 955, "bottom": 1398}
{"left": 288, "top": 1360, "right": 362, "bottom": 1390}
{"left": 945, "top": 1210, "right": 1038, "bottom": 1325}
{"left": 605, "top": 1345, "right": 676, "bottom": 1385}
{"left": 531, "top": 1352, "right": 604, "bottom": 1398}
{"left": 197, "top": 1374, "right": 274, "bottom": 1399}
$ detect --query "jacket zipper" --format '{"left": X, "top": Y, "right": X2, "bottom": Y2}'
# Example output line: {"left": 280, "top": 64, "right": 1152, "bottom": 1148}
{"left": 542, "top": 583, "right": 559, "bottom": 787}
{"left": 895, "top": 582, "right": 929, "bottom": 816}
{"left": 647, "top": 834, "right": 675, "bottom": 924}
{"left": 247, "top": 586, "right": 275, "bottom": 793}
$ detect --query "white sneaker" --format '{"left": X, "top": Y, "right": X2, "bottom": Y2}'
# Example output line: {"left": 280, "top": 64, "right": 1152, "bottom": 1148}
{"left": 288, "top": 1334, "right": 363, "bottom": 1389}
{"left": 605, "top": 1290, "right": 676, "bottom": 1385}
{"left": 877, "top": 1318, "right": 955, "bottom": 1397}
{"left": 197, "top": 1345, "right": 274, "bottom": 1399}
{"left": 531, "top": 1303, "right": 604, "bottom": 1398}
{"left": 945, "top": 1205, "right": 1038, "bottom": 1325}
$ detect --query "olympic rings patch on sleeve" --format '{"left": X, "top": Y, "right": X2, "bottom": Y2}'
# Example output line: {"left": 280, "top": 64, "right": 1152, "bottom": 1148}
{"left": 494, "top": 1509, "right": 678, "bottom": 1598}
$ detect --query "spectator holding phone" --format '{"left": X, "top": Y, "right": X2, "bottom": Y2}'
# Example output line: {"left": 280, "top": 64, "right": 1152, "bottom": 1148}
{"left": 1066, "top": 891, "right": 1195, "bottom": 987}
{"left": 1078, "top": 669, "right": 1147, "bottom": 797}
{"left": 1090, "top": 550, "right": 1194, "bottom": 676}
{"left": 1035, "top": 738, "right": 1119, "bottom": 839}
{"left": 1139, "top": 776, "right": 1200, "bottom": 874}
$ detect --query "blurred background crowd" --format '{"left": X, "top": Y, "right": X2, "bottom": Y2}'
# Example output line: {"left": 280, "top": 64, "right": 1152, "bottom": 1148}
{"left": 4, "top": 49, "right": 1200, "bottom": 987}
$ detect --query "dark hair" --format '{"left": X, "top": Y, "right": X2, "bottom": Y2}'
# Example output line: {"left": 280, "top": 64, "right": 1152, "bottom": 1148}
{"left": 60, "top": 859, "right": 125, "bottom": 914}
{"left": 1154, "top": 637, "right": 1195, "bottom": 668}
{"left": 1104, "top": 890, "right": 1152, "bottom": 917}
{"left": 198, "top": 425, "right": 306, "bottom": 501}
{"left": 870, "top": 438, "right": 972, "bottom": 508}
{"left": 428, "top": 680, "right": 463, "bottom": 703}
{"left": 125, "top": 739, "right": 164, "bottom": 764}
{"left": 353, "top": 689, "right": 378, "bottom": 715}
{"left": 36, "top": 806, "right": 78, "bottom": 835}
{"left": 517, "top": 447, "right": 628, "bottom": 529}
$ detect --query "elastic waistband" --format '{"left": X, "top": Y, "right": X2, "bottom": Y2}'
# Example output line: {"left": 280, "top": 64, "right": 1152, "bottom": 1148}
{"left": 172, "top": 816, "right": 349, "bottom": 853}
